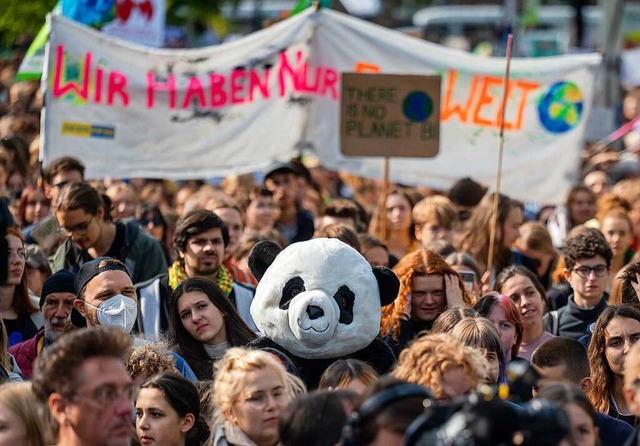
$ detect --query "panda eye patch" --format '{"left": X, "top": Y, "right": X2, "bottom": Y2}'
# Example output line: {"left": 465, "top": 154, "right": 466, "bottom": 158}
{"left": 333, "top": 285, "right": 355, "bottom": 325}
{"left": 280, "top": 277, "right": 306, "bottom": 310}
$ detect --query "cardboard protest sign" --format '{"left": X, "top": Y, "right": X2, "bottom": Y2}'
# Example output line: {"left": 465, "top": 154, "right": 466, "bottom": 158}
{"left": 30, "top": 215, "right": 61, "bottom": 248}
{"left": 341, "top": 73, "right": 440, "bottom": 157}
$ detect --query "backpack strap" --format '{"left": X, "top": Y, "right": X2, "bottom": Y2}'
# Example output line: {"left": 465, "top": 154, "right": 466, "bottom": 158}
{"left": 550, "top": 310, "right": 559, "bottom": 336}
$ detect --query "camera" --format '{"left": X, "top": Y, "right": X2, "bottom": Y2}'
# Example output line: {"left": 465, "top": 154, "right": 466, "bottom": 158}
{"left": 403, "top": 361, "right": 571, "bottom": 446}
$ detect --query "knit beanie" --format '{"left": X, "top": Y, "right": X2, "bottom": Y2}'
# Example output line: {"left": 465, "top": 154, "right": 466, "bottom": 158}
{"left": 40, "top": 270, "right": 76, "bottom": 309}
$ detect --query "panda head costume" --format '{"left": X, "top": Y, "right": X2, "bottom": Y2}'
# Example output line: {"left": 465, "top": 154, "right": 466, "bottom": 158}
{"left": 248, "top": 238, "right": 399, "bottom": 360}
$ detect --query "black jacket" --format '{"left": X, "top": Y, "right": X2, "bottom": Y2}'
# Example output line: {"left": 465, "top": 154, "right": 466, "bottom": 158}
{"left": 51, "top": 219, "right": 167, "bottom": 285}
{"left": 250, "top": 335, "right": 396, "bottom": 389}
{"left": 543, "top": 294, "right": 608, "bottom": 339}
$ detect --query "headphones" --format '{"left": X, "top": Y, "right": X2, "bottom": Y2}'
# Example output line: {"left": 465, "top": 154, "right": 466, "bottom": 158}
{"left": 340, "top": 383, "right": 432, "bottom": 446}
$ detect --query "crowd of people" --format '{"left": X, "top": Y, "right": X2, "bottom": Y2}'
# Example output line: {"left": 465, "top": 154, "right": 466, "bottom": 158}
{"left": 5, "top": 56, "right": 640, "bottom": 445}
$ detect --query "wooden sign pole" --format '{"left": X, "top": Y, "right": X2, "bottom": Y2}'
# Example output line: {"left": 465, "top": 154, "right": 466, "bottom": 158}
{"left": 487, "top": 33, "right": 514, "bottom": 276}
{"left": 378, "top": 157, "right": 390, "bottom": 237}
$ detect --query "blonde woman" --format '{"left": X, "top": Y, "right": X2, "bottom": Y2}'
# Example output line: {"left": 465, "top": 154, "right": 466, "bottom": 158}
{"left": 125, "top": 342, "right": 179, "bottom": 387}
{"left": 450, "top": 317, "right": 506, "bottom": 385}
{"left": 392, "top": 333, "right": 487, "bottom": 400}
{"left": 0, "top": 382, "right": 50, "bottom": 446}
{"left": 211, "top": 348, "right": 305, "bottom": 446}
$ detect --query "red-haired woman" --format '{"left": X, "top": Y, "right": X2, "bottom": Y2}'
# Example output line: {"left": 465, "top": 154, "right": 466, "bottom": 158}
{"left": 380, "top": 248, "right": 471, "bottom": 356}
{"left": 17, "top": 186, "right": 50, "bottom": 229}
{"left": 17, "top": 186, "right": 51, "bottom": 244}
{"left": 0, "top": 228, "right": 43, "bottom": 346}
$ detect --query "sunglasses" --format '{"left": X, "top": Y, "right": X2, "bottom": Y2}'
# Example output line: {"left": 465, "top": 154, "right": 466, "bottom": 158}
{"left": 139, "top": 217, "right": 163, "bottom": 227}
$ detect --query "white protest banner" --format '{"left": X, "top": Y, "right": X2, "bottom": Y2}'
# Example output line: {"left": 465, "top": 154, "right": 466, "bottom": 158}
{"left": 43, "top": 11, "right": 321, "bottom": 179}
{"left": 621, "top": 47, "right": 640, "bottom": 88}
{"left": 310, "top": 11, "right": 601, "bottom": 204}
{"left": 42, "top": 9, "right": 601, "bottom": 203}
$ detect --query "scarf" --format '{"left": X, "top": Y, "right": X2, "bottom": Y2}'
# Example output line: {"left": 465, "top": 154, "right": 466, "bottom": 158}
{"left": 167, "top": 261, "right": 234, "bottom": 296}
{"left": 216, "top": 421, "right": 283, "bottom": 446}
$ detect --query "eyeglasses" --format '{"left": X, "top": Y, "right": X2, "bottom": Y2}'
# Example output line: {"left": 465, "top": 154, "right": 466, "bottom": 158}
{"left": 71, "top": 382, "right": 135, "bottom": 406}
{"left": 8, "top": 247, "right": 25, "bottom": 261}
{"left": 61, "top": 217, "right": 94, "bottom": 236}
{"left": 572, "top": 265, "right": 608, "bottom": 278}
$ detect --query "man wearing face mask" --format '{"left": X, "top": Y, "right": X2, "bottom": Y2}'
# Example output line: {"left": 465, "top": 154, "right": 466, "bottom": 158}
{"left": 71, "top": 257, "right": 139, "bottom": 333}
{"left": 10, "top": 270, "right": 77, "bottom": 378}
{"left": 71, "top": 256, "right": 197, "bottom": 381}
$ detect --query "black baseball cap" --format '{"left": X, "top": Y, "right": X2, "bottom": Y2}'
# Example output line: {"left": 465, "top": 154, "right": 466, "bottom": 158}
{"left": 71, "top": 257, "right": 131, "bottom": 328}
{"left": 74, "top": 256, "right": 130, "bottom": 296}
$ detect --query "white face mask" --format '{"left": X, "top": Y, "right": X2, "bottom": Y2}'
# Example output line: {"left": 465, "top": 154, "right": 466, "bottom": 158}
{"left": 86, "top": 294, "right": 137, "bottom": 333}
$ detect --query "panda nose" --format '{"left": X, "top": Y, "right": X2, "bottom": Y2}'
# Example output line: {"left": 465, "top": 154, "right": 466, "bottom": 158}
{"left": 306, "top": 305, "right": 324, "bottom": 320}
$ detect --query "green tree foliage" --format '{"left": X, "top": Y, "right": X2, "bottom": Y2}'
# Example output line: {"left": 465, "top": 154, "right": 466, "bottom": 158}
{"left": 167, "top": 0, "right": 236, "bottom": 36}
{"left": 0, "top": 0, "right": 58, "bottom": 46}
{"left": 0, "top": 0, "right": 230, "bottom": 46}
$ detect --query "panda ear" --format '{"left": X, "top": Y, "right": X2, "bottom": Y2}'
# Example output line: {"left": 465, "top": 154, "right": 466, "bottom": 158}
{"left": 248, "top": 241, "right": 283, "bottom": 282}
{"left": 372, "top": 266, "right": 400, "bottom": 307}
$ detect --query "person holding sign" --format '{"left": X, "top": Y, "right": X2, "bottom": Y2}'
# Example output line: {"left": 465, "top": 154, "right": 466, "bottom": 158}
{"left": 456, "top": 193, "right": 526, "bottom": 285}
